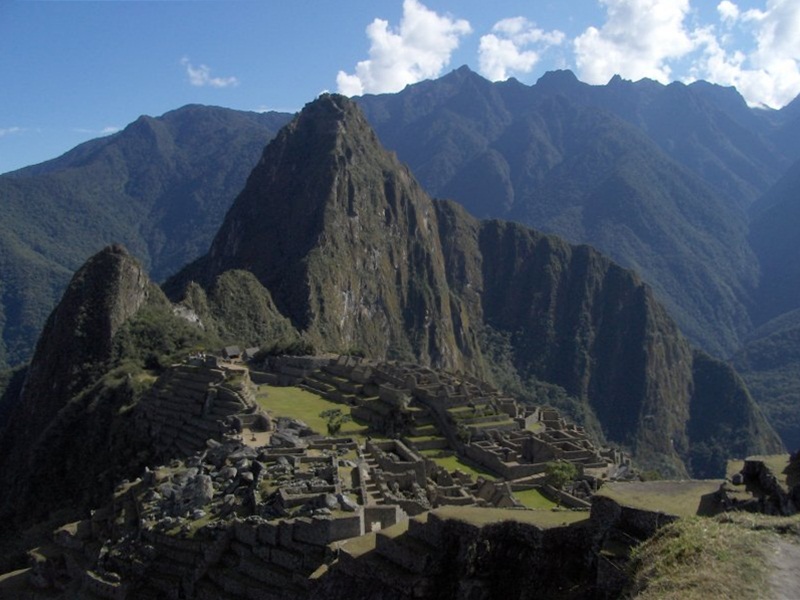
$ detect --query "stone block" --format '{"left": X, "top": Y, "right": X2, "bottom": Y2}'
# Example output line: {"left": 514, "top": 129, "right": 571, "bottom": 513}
{"left": 270, "top": 546, "right": 302, "bottom": 571}
{"left": 234, "top": 521, "right": 257, "bottom": 546}
{"left": 257, "top": 522, "right": 279, "bottom": 546}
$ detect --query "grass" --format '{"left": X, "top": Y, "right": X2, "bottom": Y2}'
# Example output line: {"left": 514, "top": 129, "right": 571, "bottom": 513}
{"left": 750, "top": 454, "right": 792, "bottom": 488}
{"left": 628, "top": 515, "right": 775, "bottom": 600}
{"left": 526, "top": 421, "right": 544, "bottom": 433}
{"left": 596, "top": 480, "right": 725, "bottom": 517}
{"left": 255, "top": 385, "right": 370, "bottom": 440}
{"left": 422, "top": 451, "right": 497, "bottom": 480}
{"left": 513, "top": 487, "right": 558, "bottom": 509}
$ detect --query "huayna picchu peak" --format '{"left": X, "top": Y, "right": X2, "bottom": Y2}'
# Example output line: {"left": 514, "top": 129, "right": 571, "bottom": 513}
{"left": 168, "top": 93, "right": 466, "bottom": 371}
{"left": 0, "top": 92, "right": 792, "bottom": 600}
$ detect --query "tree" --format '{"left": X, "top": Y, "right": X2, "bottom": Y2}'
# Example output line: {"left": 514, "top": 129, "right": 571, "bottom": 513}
{"left": 544, "top": 460, "right": 578, "bottom": 490}
{"left": 319, "top": 408, "right": 352, "bottom": 436}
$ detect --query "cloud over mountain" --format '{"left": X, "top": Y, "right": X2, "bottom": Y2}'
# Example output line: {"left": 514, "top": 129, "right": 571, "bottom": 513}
{"left": 180, "top": 57, "right": 239, "bottom": 88}
{"left": 572, "top": 0, "right": 800, "bottom": 108}
{"left": 336, "top": 0, "right": 471, "bottom": 96}
{"left": 692, "top": 0, "right": 800, "bottom": 108}
{"left": 478, "top": 17, "right": 565, "bottom": 81}
{"left": 574, "top": 0, "right": 695, "bottom": 85}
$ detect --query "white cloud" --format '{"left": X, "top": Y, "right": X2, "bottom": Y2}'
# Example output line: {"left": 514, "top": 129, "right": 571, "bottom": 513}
{"left": 574, "top": 0, "right": 696, "bottom": 84}
{"left": 72, "top": 126, "right": 121, "bottom": 136}
{"left": 0, "top": 127, "right": 23, "bottom": 137}
{"left": 181, "top": 57, "right": 239, "bottom": 88}
{"left": 692, "top": 0, "right": 800, "bottom": 107}
{"left": 336, "top": 0, "right": 472, "bottom": 96}
{"left": 717, "top": 1, "right": 740, "bottom": 24}
{"left": 478, "top": 17, "right": 565, "bottom": 81}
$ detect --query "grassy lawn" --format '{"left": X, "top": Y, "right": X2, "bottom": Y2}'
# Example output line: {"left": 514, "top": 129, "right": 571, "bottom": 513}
{"left": 256, "top": 385, "right": 369, "bottom": 440}
{"left": 727, "top": 454, "right": 791, "bottom": 486}
{"left": 526, "top": 421, "right": 544, "bottom": 433}
{"left": 596, "top": 480, "right": 725, "bottom": 517}
{"left": 422, "top": 451, "right": 497, "bottom": 480}
{"left": 513, "top": 487, "right": 558, "bottom": 509}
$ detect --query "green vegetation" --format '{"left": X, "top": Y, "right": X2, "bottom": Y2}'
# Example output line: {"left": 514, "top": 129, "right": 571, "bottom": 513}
{"left": 544, "top": 461, "right": 578, "bottom": 491}
{"left": 734, "top": 313, "right": 800, "bottom": 452}
{"left": 596, "top": 480, "right": 725, "bottom": 518}
{"left": 255, "top": 385, "right": 368, "bottom": 439}
{"left": 689, "top": 352, "right": 784, "bottom": 478}
{"left": 0, "top": 106, "right": 291, "bottom": 371}
{"left": 627, "top": 515, "right": 779, "bottom": 599}
{"left": 421, "top": 451, "right": 496, "bottom": 480}
{"left": 256, "top": 338, "right": 316, "bottom": 358}
{"left": 319, "top": 408, "right": 352, "bottom": 435}
{"left": 513, "top": 487, "right": 558, "bottom": 510}
{"left": 112, "top": 303, "right": 213, "bottom": 372}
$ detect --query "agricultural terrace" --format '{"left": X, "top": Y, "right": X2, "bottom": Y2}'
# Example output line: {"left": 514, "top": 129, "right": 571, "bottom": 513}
{"left": 596, "top": 480, "right": 725, "bottom": 517}
{"left": 255, "top": 385, "right": 369, "bottom": 441}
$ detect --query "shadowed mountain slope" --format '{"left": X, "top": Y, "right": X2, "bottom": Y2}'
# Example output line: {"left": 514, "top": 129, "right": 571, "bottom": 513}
{"left": 0, "top": 246, "right": 158, "bottom": 523}
{"left": 0, "top": 105, "right": 291, "bottom": 370}
{"left": 749, "top": 157, "right": 800, "bottom": 325}
{"left": 356, "top": 67, "right": 789, "bottom": 356}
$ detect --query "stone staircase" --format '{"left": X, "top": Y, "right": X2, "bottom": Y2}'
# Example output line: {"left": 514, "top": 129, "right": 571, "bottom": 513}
{"left": 138, "top": 364, "right": 264, "bottom": 459}
{"left": 332, "top": 513, "right": 438, "bottom": 596}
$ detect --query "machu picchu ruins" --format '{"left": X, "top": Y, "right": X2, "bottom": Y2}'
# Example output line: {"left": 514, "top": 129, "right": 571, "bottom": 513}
{"left": 11, "top": 349, "right": 798, "bottom": 599}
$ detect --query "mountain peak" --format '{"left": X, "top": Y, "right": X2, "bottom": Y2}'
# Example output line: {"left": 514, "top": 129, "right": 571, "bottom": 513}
{"left": 535, "top": 69, "right": 580, "bottom": 90}
{"left": 170, "top": 93, "right": 462, "bottom": 367}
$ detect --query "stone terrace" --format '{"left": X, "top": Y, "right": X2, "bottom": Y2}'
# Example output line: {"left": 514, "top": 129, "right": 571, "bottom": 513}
{"left": 137, "top": 360, "right": 271, "bottom": 459}
{"left": 264, "top": 355, "right": 626, "bottom": 484}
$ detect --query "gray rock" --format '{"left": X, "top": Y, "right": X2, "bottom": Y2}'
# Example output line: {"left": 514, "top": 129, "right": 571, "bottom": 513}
{"left": 338, "top": 493, "right": 359, "bottom": 512}
{"left": 218, "top": 466, "right": 238, "bottom": 481}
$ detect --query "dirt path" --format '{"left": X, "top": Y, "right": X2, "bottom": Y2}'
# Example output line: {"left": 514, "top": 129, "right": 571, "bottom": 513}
{"left": 768, "top": 538, "right": 800, "bottom": 599}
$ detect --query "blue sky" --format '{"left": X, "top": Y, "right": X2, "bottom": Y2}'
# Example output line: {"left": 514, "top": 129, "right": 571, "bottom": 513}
{"left": 1, "top": 0, "right": 798, "bottom": 174}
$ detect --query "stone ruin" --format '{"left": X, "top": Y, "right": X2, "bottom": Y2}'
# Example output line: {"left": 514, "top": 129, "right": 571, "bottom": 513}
{"left": 136, "top": 360, "right": 272, "bottom": 459}
{"left": 261, "top": 354, "right": 630, "bottom": 491}
{"left": 20, "top": 353, "right": 638, "bottom": 599}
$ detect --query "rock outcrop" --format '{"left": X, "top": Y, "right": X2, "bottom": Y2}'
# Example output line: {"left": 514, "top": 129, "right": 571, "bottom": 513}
{"left": 0, "top": 246, "right": 157, "bottom": 524}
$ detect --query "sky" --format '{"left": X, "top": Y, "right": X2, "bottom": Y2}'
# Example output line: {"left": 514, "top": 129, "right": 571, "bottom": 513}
{"left": 1, "top": 0, "right": 799, "bottom": 175}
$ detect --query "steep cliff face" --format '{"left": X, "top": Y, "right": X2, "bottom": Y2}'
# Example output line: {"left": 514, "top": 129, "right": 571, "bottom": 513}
{"left": 689, "top": 351, "right": 785, "bottom": 476}
{"left": 358, "top": 67, "right": 767, "bottom": 357}
{"left": 169, "top": 95, "right": 470, "bottom": 370}
{"left": 0, "top": 246, "right": 158, "bottom": 523}
{"left": 434, "top": 202, "right": 694, "bottom": 474}
{"left": 11, "top": 245, "right": 151, "bottom": 430}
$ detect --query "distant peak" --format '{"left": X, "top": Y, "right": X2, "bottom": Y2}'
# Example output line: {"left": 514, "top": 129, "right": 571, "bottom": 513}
{"left": 535, "top": 69, "right": 580, "bottom": 90}
{"left": 441, "top": 64, "right": 489, "bottom": 84}
{"left": 298, "top": 93, "right": 364, "bottom": 128}
{"left": 546, "top": 69, "right": 578, "bottom": 80}
{"left": 311, "top": 92, "right": 352, "bottom": 112}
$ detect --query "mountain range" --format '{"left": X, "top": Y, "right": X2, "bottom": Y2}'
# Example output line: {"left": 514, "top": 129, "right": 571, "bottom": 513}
{"left": 1, "top": 66, "right": 799, "bottom": 453}
{"left": 0, "top": 95, "right": 785, "bottom": 536}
